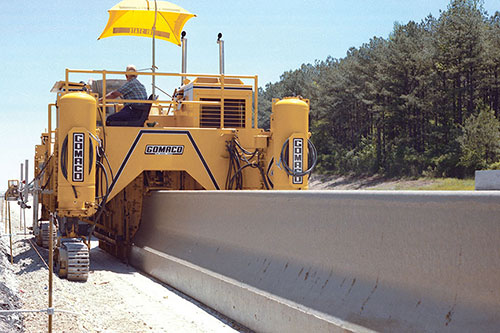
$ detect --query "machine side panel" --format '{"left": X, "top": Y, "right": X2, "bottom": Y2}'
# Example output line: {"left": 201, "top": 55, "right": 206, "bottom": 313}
{"left": 131, "top": 190, "right": 500, "bottom": 332}
{"left": 105, "top": 128, "right": 231, "bottom": 200}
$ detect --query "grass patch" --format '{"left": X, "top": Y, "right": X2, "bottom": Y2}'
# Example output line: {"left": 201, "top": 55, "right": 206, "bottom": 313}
{"left": 396, "top": 178, "right": 475, "bottom": 191}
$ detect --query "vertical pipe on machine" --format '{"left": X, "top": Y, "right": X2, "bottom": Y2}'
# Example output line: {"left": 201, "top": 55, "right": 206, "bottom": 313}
{"left": 33, "top": 179, "right": 39, "bottom": 236}
{"left": 217, "top": 33, "right": 225, "bottom": 127}
{"left": 217, "top": 33, "right": 225, "bottom": 75}
{"left": 181, "top": 31, "right": 187, "bottom": 85}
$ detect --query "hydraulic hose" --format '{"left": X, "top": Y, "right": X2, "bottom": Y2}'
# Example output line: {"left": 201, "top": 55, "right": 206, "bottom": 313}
{"left": 225, "top": 138, "right": 270, "bottom": 190}
{"left": 279, "top": 139, "right": 318, "bottom": 177}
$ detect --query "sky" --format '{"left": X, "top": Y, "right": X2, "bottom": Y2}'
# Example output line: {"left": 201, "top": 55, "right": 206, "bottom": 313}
{"left": 0, "top": 0, "right": 498, "bottom": 188}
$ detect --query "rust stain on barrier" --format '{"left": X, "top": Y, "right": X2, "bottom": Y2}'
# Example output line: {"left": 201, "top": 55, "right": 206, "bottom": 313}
{"left": 416, "top": 300, "right": 421, "bottom": 307}
{"left": 263, "top": 262, "right": 271, "bottom": 273}
{"left": 283, "top": 262, "right": 288, "bottom": 271}
{"left": 343, "top": 278, "right": 357, "bottom": 302}
{"left": 445, "top": 311, "right": 453, "bottom": 326}
{"left": 298, "top": 268, "right": 304, "bottom": 277}
{"left": 347, "top": 278, "right": 356, "bottom": 295}
{"left": 445, "top": 294, "right": 458, "bottom": 326}
{"left": 360, "top": 277, "right": 379, "bottom": 313}
{"left": 320, "top": 270, "right": 333, "bottom": 289}
{"left": 304, "top": 272, "right": 309, "bottom": 280}
{"left": 458, "top": 246, "right": 463, "bottom": 267}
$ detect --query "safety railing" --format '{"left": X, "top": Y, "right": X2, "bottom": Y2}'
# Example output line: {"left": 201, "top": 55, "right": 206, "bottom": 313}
{"left": 47, "top": 104, "right": 56, "bottom": 155}
{"left": 64, "top": 69, "right": 259, "bottom": 129}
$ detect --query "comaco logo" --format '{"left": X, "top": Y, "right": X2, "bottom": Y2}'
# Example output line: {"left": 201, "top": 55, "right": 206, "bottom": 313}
{"left": 292, "top": 138, "right": 303, "bottom": 185}
{"left": 145, "top": 145, "right": 184, "bottom": 155}
{"left": 73, "top": 133, "right": 85, "bottom": 182}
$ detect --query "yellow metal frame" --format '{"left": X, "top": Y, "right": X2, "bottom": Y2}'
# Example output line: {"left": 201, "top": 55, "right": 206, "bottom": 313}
{"left": 64, "top": 69, "right": 259, "bottom": 129}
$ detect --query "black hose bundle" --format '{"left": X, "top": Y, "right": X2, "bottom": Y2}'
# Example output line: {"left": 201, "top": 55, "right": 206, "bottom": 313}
{"left": 93, "top": 124, "right": 114, "bottom": 223}
{"left": 225, "top": 138, "right": 270, "bottom": 190}
{"left": 279, "top": 139, "right": 318, "bottom": 178}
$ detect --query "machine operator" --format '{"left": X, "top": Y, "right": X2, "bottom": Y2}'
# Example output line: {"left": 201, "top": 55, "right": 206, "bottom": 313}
{"left": 101, "top": 64, "right": 148, "bottom": 124}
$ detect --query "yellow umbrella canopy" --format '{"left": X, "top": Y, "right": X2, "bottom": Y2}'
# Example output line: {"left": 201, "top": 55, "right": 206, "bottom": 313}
{"left": 98, "top": 0, "right": 196, "bottom": 46}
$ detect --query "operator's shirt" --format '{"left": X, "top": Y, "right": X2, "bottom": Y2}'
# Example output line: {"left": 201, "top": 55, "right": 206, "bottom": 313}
{"left": 118, "top": 77, "right": 147, "bottom": 106}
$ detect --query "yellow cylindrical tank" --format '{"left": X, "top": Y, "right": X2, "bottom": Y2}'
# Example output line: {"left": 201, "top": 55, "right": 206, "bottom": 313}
{"left": 57, "top": 92, "right": 97, "bottom": 217}
{"left": 270, "top": 97, "right": 309, "bottom": 190}
{"left": 58, "top": 93, "right": 97, "bottom": 137}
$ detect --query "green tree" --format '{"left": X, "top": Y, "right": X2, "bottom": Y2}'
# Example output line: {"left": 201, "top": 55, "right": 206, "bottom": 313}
{"left": 458, "top": 107, "right": 500, "bottom": 173}
{"left": 434, "top": 0, "right": 486, "bottom": 124}
{"left": 257, "top": 0, "right": 500, "bottom": 178}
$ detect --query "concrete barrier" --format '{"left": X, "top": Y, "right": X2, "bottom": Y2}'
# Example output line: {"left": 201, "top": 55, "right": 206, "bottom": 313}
{"left": 130, "top": 191, "right": 500, "bottom": 332}
{"left": 475, "top": 170, "right": 500, "bottom": 190}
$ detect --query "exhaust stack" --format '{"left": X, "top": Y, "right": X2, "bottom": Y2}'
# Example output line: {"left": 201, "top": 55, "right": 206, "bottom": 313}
{"left": 181, "top": 31, "right": 187, "bottom": 85}
{"left": 217, "top": 33, "right": 224, "bottom": 75}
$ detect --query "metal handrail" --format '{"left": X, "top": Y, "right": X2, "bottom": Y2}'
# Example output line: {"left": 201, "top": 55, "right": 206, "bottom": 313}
{"left": 47, "top": 104, "right": 56, "bottom": 155}
{"left": 101, "top": 99, "right": 221, "bottom": 106}
{"left": 64, "top": 68, "right": 259, "bottom": 129}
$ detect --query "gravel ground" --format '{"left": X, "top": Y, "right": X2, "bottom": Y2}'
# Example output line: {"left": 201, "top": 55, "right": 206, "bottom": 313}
{"left": 0, "top": 204, "right": 251, "bottom": 333}
{"left": 0, "top": 235, "right": 24, "bottom": 332}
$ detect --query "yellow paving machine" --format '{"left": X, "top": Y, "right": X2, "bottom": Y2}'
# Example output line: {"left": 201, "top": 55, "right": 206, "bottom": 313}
{"left": 27, "top": 0, "right": 317, "bottom": 282}
{"left": 32, "top": 58, "right": 316, "bottom": 281}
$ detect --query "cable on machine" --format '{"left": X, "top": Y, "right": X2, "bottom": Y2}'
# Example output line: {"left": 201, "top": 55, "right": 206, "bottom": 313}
{"left": 226, "top": 138, "right": 270, "bottom": 190}
{"left": 279, "top": 139, "right": 318, "bottom": 178}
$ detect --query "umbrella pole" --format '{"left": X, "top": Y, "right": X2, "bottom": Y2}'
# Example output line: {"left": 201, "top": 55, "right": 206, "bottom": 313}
{"left": 152, "top": 32, "right": 155, "bottom": 97}
{"left": 152, "top": 0, "right": 158, "bottom": 98}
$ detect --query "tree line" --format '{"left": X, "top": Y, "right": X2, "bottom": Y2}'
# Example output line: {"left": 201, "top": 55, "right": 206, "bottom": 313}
{"left": 259, "top": 0, "right": 500, "bottom": 177}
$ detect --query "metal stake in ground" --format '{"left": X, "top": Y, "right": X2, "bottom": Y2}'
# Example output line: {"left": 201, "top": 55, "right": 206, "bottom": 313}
{"left": 48, "top": 214, "right": 54, "bottom": 333}
{"left": 8, "top": 201, "right": 12, "bottom": 264}
{"left": 24, "top": 159, "right": 28, "bottom": 235}
{"left": 23, "top": 209, "right": 26, "bottom": 235}
{"left": 0, "top": 197, "right": 3, "bottom": 234}
{"left": 20, "top": 163, "right": 23, "bottom": 230}
{"left": 3, "top": 200, "right": 9, "bottom": 234}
